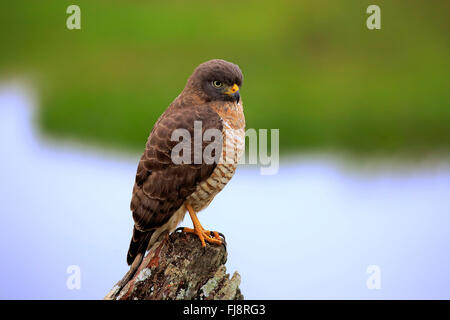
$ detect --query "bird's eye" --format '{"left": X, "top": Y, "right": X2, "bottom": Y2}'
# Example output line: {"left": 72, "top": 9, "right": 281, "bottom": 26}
{"left": 212, "top": 80, "right": 223, "bottom": 88}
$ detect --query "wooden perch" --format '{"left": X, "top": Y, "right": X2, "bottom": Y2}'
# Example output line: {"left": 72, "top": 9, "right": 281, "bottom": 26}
{"left": 105, "top": 231, "right": 243, "bottom": 300}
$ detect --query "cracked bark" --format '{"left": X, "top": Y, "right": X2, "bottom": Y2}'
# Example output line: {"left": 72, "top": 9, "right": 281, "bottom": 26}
{"left": 105, "top": 231, "right": 244, "bottom": 300}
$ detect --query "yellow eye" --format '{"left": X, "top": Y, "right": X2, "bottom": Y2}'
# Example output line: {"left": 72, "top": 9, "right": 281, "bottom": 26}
{"left": 212, "top": 80, "right": 223, "bottom": 88}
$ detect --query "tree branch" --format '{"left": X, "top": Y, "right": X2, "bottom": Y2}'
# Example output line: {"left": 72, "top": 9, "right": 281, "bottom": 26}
{"left": 105, "top": 231, "right": 243, "bottom": 300}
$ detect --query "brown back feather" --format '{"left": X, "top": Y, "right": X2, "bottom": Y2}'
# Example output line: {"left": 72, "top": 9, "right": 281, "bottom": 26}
{"left": 127, "top": 99, "right": 223, "bottom": 265}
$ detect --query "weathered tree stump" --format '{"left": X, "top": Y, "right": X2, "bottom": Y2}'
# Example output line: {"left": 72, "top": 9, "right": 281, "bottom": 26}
{"left": 105, "top": 231, "right": 243, "bottom": 300}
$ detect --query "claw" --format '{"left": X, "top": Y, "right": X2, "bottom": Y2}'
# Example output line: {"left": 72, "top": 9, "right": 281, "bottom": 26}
{"left": 178, "top": 204, "right": 225, "bottom": 248}
{"left": 217, "top": 232, "right": 226, "bottom": 241}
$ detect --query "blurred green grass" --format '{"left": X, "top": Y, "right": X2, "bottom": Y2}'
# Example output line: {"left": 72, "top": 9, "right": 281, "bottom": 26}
{"left": 0, "top": 0, "right": 449, "bottom": 155}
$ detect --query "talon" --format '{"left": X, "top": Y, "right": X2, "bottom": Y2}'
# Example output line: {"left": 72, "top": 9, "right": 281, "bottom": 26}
{"left": 217, "top": 232, "right": 226, "bottom": 241}
{"left": 212, "top": 231, "right": 220, "bottom": 240}
{"left": 181, "top": 204, "right": 224, "bottom": 247}
{"left": 218, "top": 232, "right": 227, "bottom": 249}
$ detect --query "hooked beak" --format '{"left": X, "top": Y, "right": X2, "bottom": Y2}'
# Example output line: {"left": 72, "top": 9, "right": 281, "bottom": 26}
{"left": 225, "top": 83, "right": 240, "bottom": 103}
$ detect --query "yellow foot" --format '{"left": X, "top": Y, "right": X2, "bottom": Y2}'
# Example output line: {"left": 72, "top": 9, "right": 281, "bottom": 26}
{"left": 180, "top": 203, "right": 224, "bottom": 247}
{"left": 182, "top": 227, "right": 222, "bottom": 247}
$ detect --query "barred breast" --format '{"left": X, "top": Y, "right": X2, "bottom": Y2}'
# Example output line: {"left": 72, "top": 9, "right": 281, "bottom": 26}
{"left": 186, "top": 119, "right": 245, "bottom": 212}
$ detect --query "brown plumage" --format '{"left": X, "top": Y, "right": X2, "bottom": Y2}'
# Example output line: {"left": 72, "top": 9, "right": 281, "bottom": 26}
{"left": 127, "top": 59, "right": 245, "bottom": 266}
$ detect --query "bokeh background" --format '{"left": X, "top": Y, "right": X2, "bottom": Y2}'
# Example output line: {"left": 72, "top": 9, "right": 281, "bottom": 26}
{"left": 0, "top": 1, "right": 449, "bottom": 299}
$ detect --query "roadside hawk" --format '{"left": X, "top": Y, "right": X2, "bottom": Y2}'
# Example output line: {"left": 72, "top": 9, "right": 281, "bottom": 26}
{"left": 127, "top": 59, "right": 245, "bottom": 267}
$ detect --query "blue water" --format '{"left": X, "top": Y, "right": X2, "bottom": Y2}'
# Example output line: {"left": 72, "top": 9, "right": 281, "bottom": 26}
{"left": 0, "top": 85, "right": 449, "bottom": 299}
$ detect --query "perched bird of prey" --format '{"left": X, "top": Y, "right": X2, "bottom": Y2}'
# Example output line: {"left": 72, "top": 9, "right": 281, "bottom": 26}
{"left": 126, "top": 59, "right": 245, "bottom": 268}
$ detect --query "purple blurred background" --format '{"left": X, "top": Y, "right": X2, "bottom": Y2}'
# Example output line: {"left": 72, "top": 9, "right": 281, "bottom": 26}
{"left": 1, "top": 85, "right": 449, "bottom": 299}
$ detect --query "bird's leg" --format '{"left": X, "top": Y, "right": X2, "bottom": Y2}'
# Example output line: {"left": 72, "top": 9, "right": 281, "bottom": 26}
{"left": 182, "top": 204, "right": 222, "bottom": 247}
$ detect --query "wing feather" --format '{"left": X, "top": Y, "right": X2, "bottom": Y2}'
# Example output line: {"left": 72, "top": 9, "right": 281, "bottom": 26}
{"left": 130, "top": 103, "right": 223, "bottom": 232}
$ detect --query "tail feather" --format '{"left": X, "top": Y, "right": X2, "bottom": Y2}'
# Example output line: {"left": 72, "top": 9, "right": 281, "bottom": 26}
{"left": 127, "top": 227, "right": 152, "bottom": 266}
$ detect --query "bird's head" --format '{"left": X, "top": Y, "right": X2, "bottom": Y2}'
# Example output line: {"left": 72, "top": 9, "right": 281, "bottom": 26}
{"left": 185, "top": 59, "right": 243, "bottom": 103}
